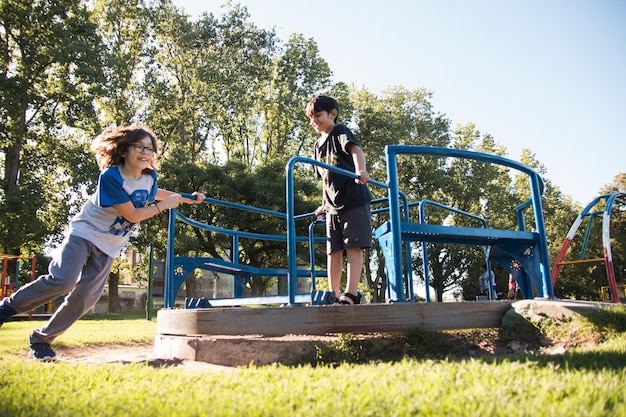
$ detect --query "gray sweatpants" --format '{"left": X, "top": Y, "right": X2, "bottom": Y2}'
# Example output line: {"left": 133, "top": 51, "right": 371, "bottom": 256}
{"left": 0, "top": 235, "right": 114, "bottom": 344}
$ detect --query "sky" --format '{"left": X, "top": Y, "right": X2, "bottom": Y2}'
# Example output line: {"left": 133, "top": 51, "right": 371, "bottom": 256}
{"left": 172, "top": 0, "right": 625, "bottom": 206}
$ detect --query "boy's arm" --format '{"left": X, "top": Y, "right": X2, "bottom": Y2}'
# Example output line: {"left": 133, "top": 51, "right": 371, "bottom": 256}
{"left": 349, "top": 143, "right": 369, "bottom": 184}
{"left": 114, "top": 190, "right": 205, "bottom": 223}
{"left": 156, "top": 188, "right": 205, "bottom": 205}
{"left": 154, "top": 189, "right": 205, "bottom": 212}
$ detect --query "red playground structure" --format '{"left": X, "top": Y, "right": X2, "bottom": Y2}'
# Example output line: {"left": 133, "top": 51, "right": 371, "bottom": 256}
{"left": 0, "top": 254, "right": 37, "bottom": 300}
{"left": 552, "top": 192, "right": 626, "bottom": 303}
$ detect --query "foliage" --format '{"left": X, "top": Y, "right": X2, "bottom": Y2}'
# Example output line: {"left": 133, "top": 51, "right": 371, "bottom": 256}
{"left": 92, "top": 0, "right": 151, "bottom": 126}
{"left": 0, "top": 0, "right": 623, "bottom": 301}
{"left": 0, "top": 0, "right": 104, "bottom": 255}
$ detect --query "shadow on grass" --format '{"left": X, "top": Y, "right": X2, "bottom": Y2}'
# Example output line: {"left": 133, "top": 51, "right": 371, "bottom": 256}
{"left": 493, "top": 349, "right": 626, "bottom": 372}
{"left": 79, "top": 310, "right": 151, "bottom": 321}
{"left": 142, "top": 358, "right": 185, "bottom": 368}
{"left": 299, "top": 307, "right": 626, "bottom": 373}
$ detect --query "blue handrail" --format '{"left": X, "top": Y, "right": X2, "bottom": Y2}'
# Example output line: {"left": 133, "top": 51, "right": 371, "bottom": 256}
{"left": 414, "top": 199, "right": 490, "bottom": 302}
{"left": 285, "top": 156, "right": 390, "bottom": 305}
{"left": 164, "top": 194, "right": 326, "bottom": 308}
{"left": 384, "top": 145, "right": 553, "bottom": 300}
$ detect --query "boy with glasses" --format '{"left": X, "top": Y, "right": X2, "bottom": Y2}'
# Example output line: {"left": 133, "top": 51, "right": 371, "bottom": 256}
{"left": 0, "top": 125, "right": 205, "bottom": 360}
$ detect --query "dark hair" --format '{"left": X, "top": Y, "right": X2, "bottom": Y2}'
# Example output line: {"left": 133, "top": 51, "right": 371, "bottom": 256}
{"left": 91, "top": 125, "right": 159, "bottom": 174}
{"left": 306, "top": 95, "right": 339, "bottom": 123}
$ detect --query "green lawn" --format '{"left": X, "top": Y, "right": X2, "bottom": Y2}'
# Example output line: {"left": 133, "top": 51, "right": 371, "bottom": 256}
{"left": 1, "top": 308, "right": 625, "bottom": 417}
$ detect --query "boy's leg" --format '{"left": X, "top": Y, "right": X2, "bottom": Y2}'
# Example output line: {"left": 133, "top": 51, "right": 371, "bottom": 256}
{"left": 0, "top": 235, "right": 90, "bottom": 315}
{"left": 344, "top": 247, "right": 363, "bottom": 296}
{"left": 326, "top": 212, "right": 345, "bottom": 298}
{"left": 340, "top": 204, "right": 371, "bottom": 298}
{"left": 327, "top": 251, "right": 343, "bottom": 298}
{"left": 29, "top": 241, "right": 114, "bottom": 345}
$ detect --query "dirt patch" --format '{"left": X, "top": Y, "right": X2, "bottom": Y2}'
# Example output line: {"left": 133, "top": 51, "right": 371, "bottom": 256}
{"left": 54, "top": 344, "right": 234, "bottom": 372}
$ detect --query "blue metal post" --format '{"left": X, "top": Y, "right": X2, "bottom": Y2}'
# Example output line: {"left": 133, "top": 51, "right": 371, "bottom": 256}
{"left": 418, "top": 202, "right": 431, "bottom": 303}
{"left": 384, "top": 145, "right": 554, "bottom": 301}
{"left": 309, "top": 221, "right": 318, "bottom": 292}
{"left": 164, "top": 208, "right": 177, "bottom": 308}
{"left": 402, "top": 197, "right": 413, "bottom": 300}
{"left": 529, "top": 174, "right": 554, "bottom": 298}
{"left": 385, "top": 147, "right": 405, "bottom": 301}
{"left": 286, "top": 158, "right": 299, "bottom": 305}
{"left": 231, "top": 235, "right": 242, "bottom": 296}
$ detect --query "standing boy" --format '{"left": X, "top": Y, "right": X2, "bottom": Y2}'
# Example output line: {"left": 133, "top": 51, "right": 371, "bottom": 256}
{"left": 306, "top": 95, "right": 372, "bottom": 305}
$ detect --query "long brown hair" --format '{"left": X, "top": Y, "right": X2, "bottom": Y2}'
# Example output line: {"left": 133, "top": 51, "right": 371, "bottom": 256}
{"left": 90, "top": 125, "right": 159, "bottom": 174}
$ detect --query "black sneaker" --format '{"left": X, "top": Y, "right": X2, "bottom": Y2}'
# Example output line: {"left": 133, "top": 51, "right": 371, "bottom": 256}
{"left": 337, "top": 292, "right": 362, "bottom": 305}
{"left": 28, "top": 343, "right": 57, "bottom": 361}
{"left": 0, "top": 305, "right": 16, "bottom": 327}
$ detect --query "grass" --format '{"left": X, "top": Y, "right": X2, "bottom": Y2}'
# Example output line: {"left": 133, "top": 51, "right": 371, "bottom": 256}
{"left": 1, "top": 307, "right": 626, "bottom": 417}
{"left": 0, "top": 311, "right": 156, "bottom": 356}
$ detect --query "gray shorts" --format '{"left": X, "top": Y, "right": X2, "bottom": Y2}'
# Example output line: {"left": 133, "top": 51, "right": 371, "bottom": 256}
{"left": 326, "top": 204, "right": 372, "bottom": 254}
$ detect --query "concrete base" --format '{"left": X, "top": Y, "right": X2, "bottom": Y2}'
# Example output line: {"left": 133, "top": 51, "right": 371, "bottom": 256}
{"left": 153, "top": 299, "right": 614, "bottom": 366}
{"left": 153, "top": 334, "right": 339, "bottom": 366}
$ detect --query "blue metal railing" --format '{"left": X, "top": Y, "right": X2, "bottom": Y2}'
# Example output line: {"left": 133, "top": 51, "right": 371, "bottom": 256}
{"left": 164, "top": 193, "right": 326, "bottom": 308}
{"left": 414, "top": 199, "right": 490, "bottom": 302}
{"left": 285, "top": 156, "right": 389, "bottom": 305}
{"left": 164, "top": 145, "right": 554, "bottom": 307}
{"left": 383, "top": 145, "right": 553, "bottom": 300}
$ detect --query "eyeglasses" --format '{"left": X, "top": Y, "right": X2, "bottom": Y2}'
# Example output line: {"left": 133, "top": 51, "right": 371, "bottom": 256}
{"left": 132, "top": 144, "right": 155, "bottom": 154}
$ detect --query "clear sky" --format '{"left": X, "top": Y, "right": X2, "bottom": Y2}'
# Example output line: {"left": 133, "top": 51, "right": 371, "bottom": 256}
{"left": 173, "top": 0, "right": 625, "bottom": 206}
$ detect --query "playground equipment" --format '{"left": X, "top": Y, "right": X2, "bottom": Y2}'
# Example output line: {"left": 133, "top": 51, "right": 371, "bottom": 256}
{"left": 374, "top": 146, "right": 554, "bottom": 302}
{"left": 552, "top": 192, "right": 626, "bottom": 303}
{"left": 163, "top": 145, "right": 554, "bottom": 308}
{"left": 379, "top": 198, "right": 495, "bottom": 301}
{"left": 163, "top": 195, "right": 331, "bottom": 309}
{"left": 164, "top": 158, "right": 388, "bottom": 308}
{"left": 1, "top": 254, "right": 36, "bottom": 299}
{"left": 601, "top": 285, "right": 626, "bottom": 303}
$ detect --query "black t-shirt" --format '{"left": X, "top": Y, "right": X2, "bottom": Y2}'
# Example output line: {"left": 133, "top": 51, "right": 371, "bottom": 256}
{"left": 314, "top": 124, "right": 371, "bottom": 214}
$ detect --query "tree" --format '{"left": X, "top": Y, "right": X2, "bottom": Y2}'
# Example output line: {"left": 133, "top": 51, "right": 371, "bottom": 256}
{"left": 139, "top": 0, "right": 216, "bottom": 161}
{"left": 0, "top": 0, "right": 104, "bottom": 255}
{"left": 261, "top": 33, "right": 332, "bottom": 163}
{"left": 129, "top": 2, "right": 332, "bottom": 297}
{"left": 193, "top": 3, "right": 277, "bottom": 166}
{"left": 92, "top": 0, "right": 151, "bottom": 126}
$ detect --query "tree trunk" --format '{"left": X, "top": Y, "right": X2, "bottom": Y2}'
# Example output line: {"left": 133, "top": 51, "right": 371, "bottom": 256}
{"left": 249, "top": 277, "right": 265, "bottom": 296}
{"left": 108, "top": 272, "right": 120, "bottom": 312}
{"left": 277, "top": 276, "right": 287, "bottom": 294}
{"left": 3, "top": 95, "right": 28, "bottom": 193}
{"left": 185, "top": 276, "right": 196, "bottom": 299}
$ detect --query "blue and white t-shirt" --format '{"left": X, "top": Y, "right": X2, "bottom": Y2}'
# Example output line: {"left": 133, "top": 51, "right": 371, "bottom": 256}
{"left": 69, "top": 166, "right": 157, "bottom": 258}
